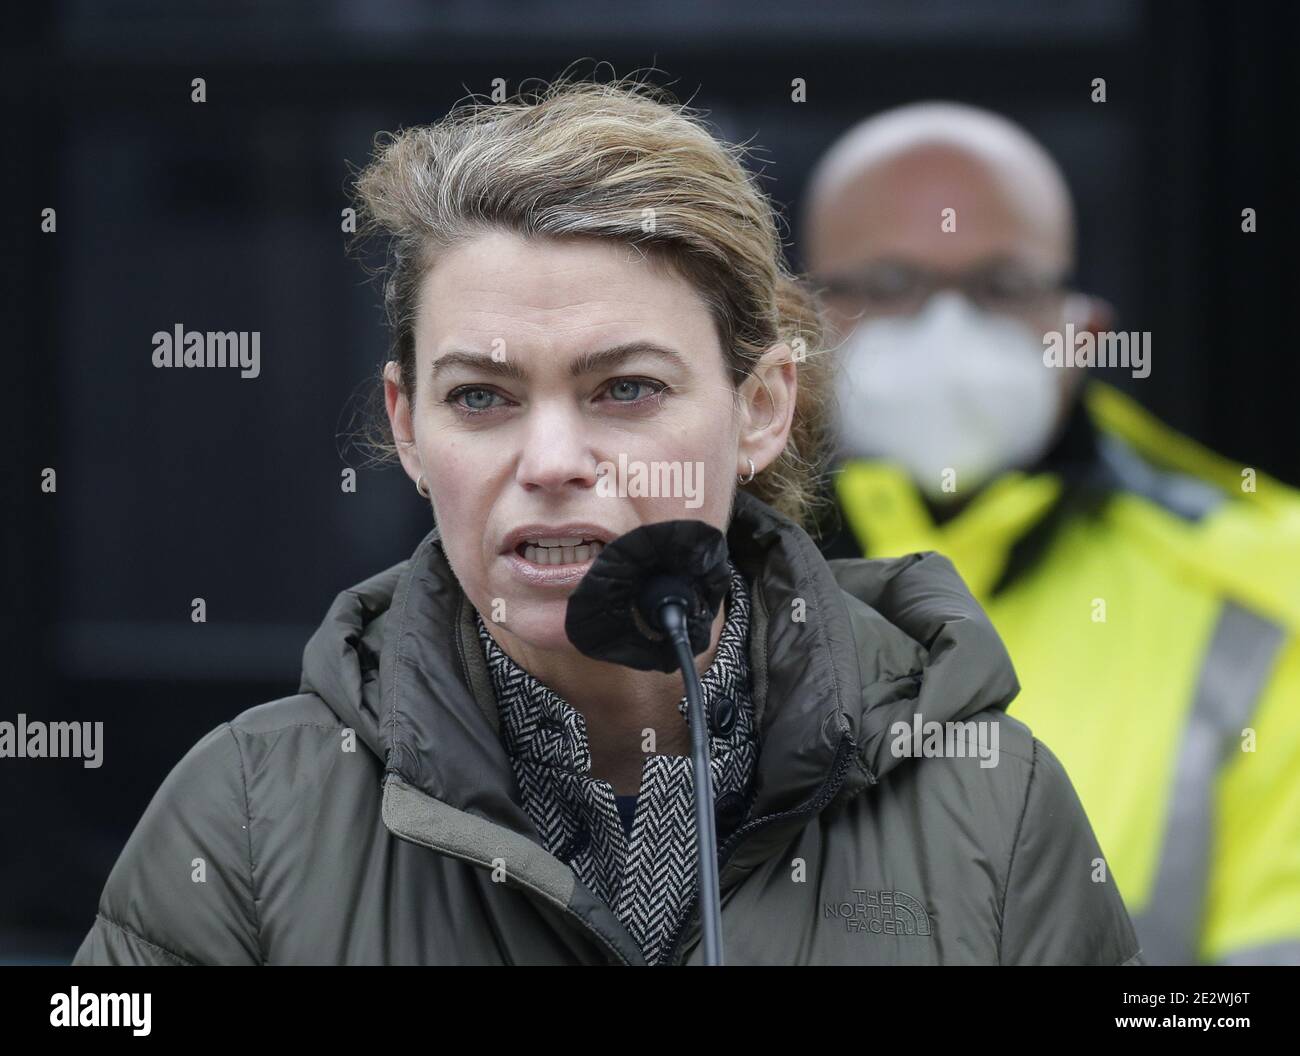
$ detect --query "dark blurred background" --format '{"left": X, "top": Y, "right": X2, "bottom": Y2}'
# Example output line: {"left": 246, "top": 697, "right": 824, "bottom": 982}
{"left": 2, "top": 0, "right": 1295, "bottom": 961}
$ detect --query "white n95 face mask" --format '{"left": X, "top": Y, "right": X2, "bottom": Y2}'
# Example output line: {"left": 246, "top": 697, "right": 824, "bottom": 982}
{"left": 833, "top": 291, "right": 1060, "bottom": 500}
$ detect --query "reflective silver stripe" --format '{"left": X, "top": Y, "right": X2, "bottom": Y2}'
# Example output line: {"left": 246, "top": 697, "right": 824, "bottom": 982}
{"left": 1097, "top": 435, "right": 1225, "bottom": 522}
{"left": 1216, "top": 941, "right": 1300, "bottom": 965}
{"left": 1134, "top": 602, "right": 1286, "bottom": 965}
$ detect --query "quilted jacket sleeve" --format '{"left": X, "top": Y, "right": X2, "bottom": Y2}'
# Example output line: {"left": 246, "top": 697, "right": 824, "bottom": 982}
{"left": 71, "top": 723, "right": 262, "bottom": 965}
{"left": 999, "top": 737, "right": 1145, "bottom": 965}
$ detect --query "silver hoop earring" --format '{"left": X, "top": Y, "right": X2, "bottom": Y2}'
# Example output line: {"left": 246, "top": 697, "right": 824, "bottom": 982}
{"left": 737, "top": 457, "right": 756, "bottom": 485}
{"left": 416, "top": 474, "right": 430, "bottom": 498}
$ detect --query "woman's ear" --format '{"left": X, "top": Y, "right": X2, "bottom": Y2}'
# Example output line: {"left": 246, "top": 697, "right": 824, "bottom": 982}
{"left": 383, "top": 361, "right": 424, "bottom": 485}
{"left": 736, "top": 342, "right": 799, "bottom": 476}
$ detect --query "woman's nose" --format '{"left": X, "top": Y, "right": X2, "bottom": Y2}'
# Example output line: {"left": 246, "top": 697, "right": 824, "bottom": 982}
{"left": 514, "top": 407, "right": 602, "bottom": 492}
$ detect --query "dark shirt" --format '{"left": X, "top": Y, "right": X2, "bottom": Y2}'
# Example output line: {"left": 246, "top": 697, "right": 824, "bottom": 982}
{"left": 614, "top": 793, "right": 638, "bottom": 838}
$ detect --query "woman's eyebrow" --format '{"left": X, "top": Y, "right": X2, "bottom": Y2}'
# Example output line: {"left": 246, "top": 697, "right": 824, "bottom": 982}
{"left": 429, "top": 341, "right": 687, "bottom": 381}
{"left": 570, "top": 341, "right": 687, "bottom": 377}
{"left": 429, "top": 349, "right": 527, "bottom": 381}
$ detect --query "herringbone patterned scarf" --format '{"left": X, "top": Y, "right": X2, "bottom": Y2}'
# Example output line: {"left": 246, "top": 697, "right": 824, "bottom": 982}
{"left": 476, "top": 560, "right": 759, "bottom": 965}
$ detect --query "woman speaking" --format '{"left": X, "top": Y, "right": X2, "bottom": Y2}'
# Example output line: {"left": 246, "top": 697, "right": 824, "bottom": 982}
{"left": 73, "top": 76, "right": 1142, "bottom": 966}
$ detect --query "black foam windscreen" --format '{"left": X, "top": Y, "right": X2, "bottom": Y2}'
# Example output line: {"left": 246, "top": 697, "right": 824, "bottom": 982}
{"left": 564, "top": 519, "right": 730, "bottom": 672}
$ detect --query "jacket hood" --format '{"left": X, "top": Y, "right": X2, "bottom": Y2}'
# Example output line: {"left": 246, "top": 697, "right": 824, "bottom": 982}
{"left": 299, "top": 488, "right": 1019, "bottom": 844}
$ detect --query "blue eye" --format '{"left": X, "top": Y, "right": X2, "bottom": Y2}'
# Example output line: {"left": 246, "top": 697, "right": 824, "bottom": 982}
{"left": 446, "top": 386, "right": 505, "bottom": 415}
{"left": 607, "top": 379, "right": 652, "bottom": 402}
{"left": 443, "top": 377, "right": 668, "bottom": 418}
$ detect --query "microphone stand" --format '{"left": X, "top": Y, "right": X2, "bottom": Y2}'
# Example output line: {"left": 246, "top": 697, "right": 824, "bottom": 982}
{"left": 656, "top": 598, "right": 724, "bottom": 966}
{"left": 565, "top": 518, "right": 733, "bottom": 966}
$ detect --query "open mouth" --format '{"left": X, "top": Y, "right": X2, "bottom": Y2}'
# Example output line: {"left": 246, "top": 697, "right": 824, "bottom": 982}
{"left": 514, "top": 537, "right": 606, "bottom": 566}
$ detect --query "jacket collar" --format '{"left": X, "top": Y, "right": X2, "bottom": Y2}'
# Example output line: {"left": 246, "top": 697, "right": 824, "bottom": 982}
{"left": 301, "top": 486, "right": 1020, "bottom": 823}
{"left": 370, "top": 489, "right": 883, "bottom": 831}
{"left": 299, "top": 488, "right": 1019, "bottom": 955}
{"left": 829, "top": 391, "right": 1108, "bottom": 597}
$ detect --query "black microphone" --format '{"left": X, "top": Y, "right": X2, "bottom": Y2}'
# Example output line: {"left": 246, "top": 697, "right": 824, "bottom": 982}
{"left": 565, "top": 519, "right": 731, "bottom": 965}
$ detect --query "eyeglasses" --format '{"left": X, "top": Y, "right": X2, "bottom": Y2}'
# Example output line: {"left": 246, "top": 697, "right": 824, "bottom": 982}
{"left": 812, "top": 261, "right": 1070, "bottom": 318}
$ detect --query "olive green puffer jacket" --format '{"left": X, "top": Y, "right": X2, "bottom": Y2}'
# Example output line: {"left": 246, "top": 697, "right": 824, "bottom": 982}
{"left": 73, "top": 490, "right": 1143, "bottom": 965}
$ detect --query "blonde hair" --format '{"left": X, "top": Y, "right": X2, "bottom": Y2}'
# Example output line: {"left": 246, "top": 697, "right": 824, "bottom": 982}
{"left": 351, "top": 71, "right": 834, "bottom": 529}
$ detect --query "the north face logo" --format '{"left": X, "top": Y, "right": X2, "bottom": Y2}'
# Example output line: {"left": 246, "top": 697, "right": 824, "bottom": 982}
{"left": 824, "top": 889, "right": 933, "bottom": 936}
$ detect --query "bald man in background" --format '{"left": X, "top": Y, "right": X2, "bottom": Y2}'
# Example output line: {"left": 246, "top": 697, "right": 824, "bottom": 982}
{"left": 803, "top": 103, "right": 1300, "bottom": 966}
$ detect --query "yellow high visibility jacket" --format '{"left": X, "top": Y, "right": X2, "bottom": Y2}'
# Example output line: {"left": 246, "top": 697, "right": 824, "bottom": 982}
{"left": 831, "top": 381, "right": 1300, "bottom": 965}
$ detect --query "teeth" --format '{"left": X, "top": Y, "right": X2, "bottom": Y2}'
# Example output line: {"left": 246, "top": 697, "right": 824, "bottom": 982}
{"left": 522, "top": 540, "right": 603, "bottom": 565}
